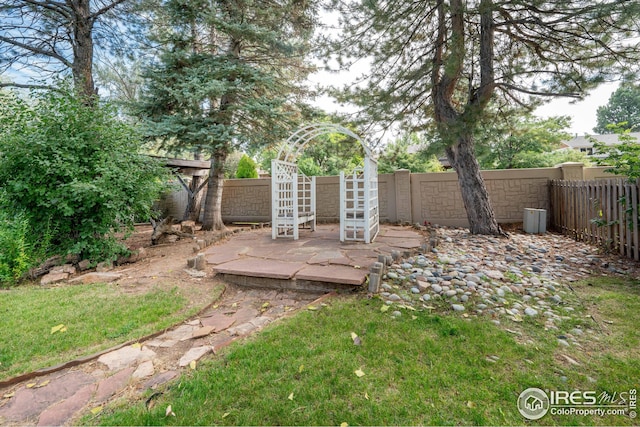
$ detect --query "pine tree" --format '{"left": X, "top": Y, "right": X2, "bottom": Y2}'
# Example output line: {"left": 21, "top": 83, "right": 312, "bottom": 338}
{"left": 136, "top": 0, "right": 316, "bottom": 230}
{"left": 327, "top": 0, "right": 640, "bottom": 234}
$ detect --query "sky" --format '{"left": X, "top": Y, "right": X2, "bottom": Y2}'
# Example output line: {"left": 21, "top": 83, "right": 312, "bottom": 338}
{"left": 533, "top": 82, "right": 619, "bottom": 137}
{"left": 309, "top": 61, "right": 619, "bottom": 142}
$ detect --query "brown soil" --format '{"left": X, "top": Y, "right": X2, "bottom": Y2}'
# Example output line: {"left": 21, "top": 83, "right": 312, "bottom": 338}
{"left": 110, "top": 223, "right": 240, "bottom": 298}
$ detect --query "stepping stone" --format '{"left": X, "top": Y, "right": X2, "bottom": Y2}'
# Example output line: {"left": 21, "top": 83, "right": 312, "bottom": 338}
{"left": 145, "top": 339, "right": 178, "bottom": 348}
{"left": 227, "top": 307, "right": 260, "bottom": 325}
{"left": 0, "top": 371, "right": 94, "bottom": 422}
{"left": 95, "top": 367, "right": 135, "bottom": 403}
{"left": 228, "top": 322, "right": 257, "bottom": 337}
{"left": 178, "top": 346, "right": 214, "bottom": 367}
{"left": 144, "top": 371, "right": 178, "bottom": 390}
{"left": 250, "top": 317, "right": 271, "bottom": 328}
{"left": 200, "top": 314, "right": 236, "bottom": 331}
{"left": 97, "top": 345, "right": 156, "bottom": 371}
{"left": 191, "top": 326, "right": 215, "bottom": 339}
{"left": 133, "top": 361, "right": 155, "bottom": 379}
{"left": 161, "top": 324, "right": 196, "bottom": 341}
{"left": 36, "top": 383, "right": 95, "bottom": 427}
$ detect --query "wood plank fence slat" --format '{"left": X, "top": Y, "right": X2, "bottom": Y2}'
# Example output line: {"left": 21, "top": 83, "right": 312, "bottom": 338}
{"left": 550, "top": 179, "right": 638, "bottom": 262}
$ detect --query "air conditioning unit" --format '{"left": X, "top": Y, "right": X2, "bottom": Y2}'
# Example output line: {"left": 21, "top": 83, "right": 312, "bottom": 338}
{"left": 523, "top": 208, "right": 547, "bottom": 234}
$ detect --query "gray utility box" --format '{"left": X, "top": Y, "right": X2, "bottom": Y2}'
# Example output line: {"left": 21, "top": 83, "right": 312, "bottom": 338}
{"left": 523, "top": 208, "right": 547, "bottom": 234}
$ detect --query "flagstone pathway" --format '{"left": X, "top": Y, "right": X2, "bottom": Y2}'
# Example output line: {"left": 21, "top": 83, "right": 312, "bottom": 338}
{"left": 0, "top": 285, "right": 326, "bottom": 426}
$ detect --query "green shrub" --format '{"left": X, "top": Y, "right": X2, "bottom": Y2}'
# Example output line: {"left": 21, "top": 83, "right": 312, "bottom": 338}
{"left": 0, "top": 87, "right": 169, "bottom": 265}
{"left": 235, "top": 154, "right": 259, "bottom": 178}
{"left": 0, "top": 209, "right": 31, "bottom": 286}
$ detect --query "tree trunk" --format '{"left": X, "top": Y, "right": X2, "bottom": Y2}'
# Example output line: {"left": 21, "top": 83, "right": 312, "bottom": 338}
{"left": 183, "top": 151, "right": 205, "bottom": 221}
{"left": 445, "top": 133, "right": 504, "bottom": 235}
{"left": 184, "top": 175, "right": 204, "bottom": 222}
{"left": 71, "top": 0, "right": 96, "bottom": 100}
{"left": 201, "top": 151, "right": 227, "bottom": 231}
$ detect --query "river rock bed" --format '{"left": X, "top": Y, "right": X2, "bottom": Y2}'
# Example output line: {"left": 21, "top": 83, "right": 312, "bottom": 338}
{"left": 379, "top": 226, "right": 636, "bottom": 339}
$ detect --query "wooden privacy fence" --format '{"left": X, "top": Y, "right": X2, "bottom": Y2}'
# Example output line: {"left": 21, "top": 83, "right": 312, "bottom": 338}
{"left": 550, "top": 179, "right": 639, "bottom": 261}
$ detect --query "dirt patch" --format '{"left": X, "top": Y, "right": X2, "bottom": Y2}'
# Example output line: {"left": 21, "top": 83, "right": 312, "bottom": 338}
{"left": 107, "top": 224, "right": 243, "bottom": 298}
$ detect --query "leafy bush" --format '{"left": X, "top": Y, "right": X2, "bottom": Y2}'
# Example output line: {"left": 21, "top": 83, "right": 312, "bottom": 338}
{"left": 0, "top": 87, "right": 169, "bottom": 265}
{"left": 593, "top": 124, "right": 640, "bottom": 181}
{"left": 0, "top": 207, "right": 31, "bottom": 286}
{"left": 235, "top": 154, "right": 259, "bottom": 178}
{"left": 505, "top": 149, "right": 592, "bottom": 169}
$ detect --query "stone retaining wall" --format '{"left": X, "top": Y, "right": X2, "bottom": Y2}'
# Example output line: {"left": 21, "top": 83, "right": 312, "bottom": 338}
{"left": 157, "top": 163, "right": 615, "bottom": 228}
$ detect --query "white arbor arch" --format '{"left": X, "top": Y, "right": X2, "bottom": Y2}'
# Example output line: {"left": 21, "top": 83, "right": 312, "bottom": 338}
{"left": 271, "top": 123, "right": 379, "bottom": 243}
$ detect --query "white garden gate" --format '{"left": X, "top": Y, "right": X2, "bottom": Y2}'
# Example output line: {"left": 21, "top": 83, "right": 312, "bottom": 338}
{"left": 271, "top": 123, "right": 379, "bottom": 243}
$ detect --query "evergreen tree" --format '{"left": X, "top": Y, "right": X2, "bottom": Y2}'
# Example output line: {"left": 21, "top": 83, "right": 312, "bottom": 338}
{"left": 236, "top": 154, "right": 259, "bottom": 179}
{"left": 137, "top": 0, "right": 317, "bottom": 230}
{"left": 327, "top": 0, "right": 640, "bottom": 234}
{"left": 0, "top": 0, "right": 130, "bottom": 100}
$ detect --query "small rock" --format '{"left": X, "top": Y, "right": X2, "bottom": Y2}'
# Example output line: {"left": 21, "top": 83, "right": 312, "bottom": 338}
{"left": 452, "top": 304, "right": 465, "bottom": 312}
{"left": 524, "top": 307, "right": 538, "bottom": 317}
{"left": 422, "top": 294, "right": 431, "bottom": 301}
{"left": 178, "top": 346, "right": 214, "bottom": 367}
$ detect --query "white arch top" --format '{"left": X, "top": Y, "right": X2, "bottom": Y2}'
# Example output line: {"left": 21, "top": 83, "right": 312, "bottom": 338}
{"left": 277, "top": 123, "right": 373, "bottom": 163}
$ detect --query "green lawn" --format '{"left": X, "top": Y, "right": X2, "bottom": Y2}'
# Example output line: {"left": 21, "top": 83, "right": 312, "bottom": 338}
{"left": 0, "top": 282, "right": 220, "bottom": 381}
{"left": 91, "top": 276, "right": 640, "bottom": 426}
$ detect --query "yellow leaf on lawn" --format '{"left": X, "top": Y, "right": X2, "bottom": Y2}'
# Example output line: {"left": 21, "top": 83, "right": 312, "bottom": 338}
{"left": 26, "top": 383, "right": 36, "bottom": 389}
{"left": 380, "top": 305, "right": 389, "bottom": 313}
{"left": 131, "top": 342, "right": 142, "bottom": 349}
{"left": 190, "top": 360, "right": 197, "bottom": 370}
{"left": 288, "top": 392, "right": 294, "bottom": 401}
{"left": 298, "top": 364, "right": 304, "bottom": 373}
{"left": 364, "top": 392, "right": 369, "bottom": 400}
{"left": 91, "top": 406, "right": 103, "bottom": 415}
{"left": 466, "top": 401, "right": 476, "bottom": 408}
{"left": 307, "top": 305, "right": 318, "bottom": 311}
{"left": 341, "top": 422, "right": 349, "bottom": 427}
{"left": 50, "top": 324, "right": 65, "bottom": 334}
{"left": 60, "top": 326, "right": 67, "bottom": 333}
{"left": 354, "top": 369, "right": 365, "bottom": 378}
{"left": 350, "top": 332, "right": 358, "bottom": 340}
{"left": 165, "top": 405, "right": 176, "bottom": 417}
{"left": 222, "top": 412, "right": 230, "bottom": 418}
{"left": 3, "top": 392, "right": 15, "bottom": 398}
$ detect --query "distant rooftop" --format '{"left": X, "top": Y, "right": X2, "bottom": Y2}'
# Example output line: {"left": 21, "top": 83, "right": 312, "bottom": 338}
{"left": 562, "top": 132, "right": 640, "bottom": 149}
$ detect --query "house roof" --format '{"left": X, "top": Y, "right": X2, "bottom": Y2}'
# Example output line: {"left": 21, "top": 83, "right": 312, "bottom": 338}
{"left": 562, "top": 132, "right": 640, "bottom": 149}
